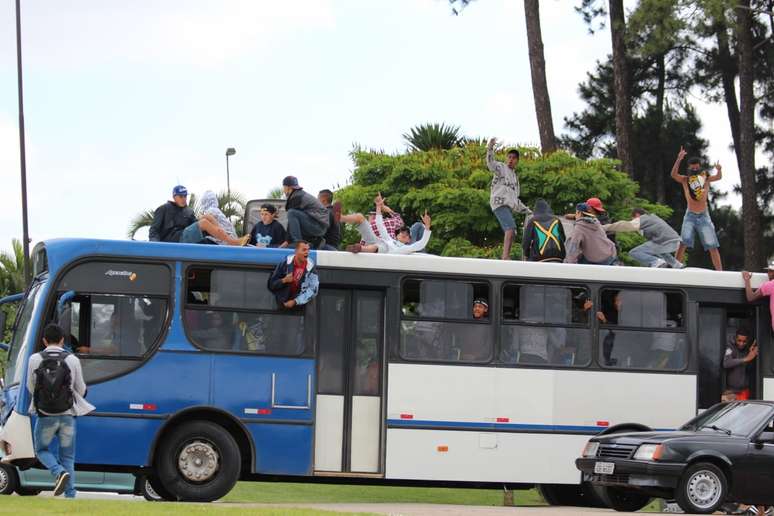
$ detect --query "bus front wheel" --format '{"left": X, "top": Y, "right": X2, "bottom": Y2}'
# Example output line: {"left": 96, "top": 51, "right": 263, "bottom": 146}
{"left": 156, "top": 420, "right": 241, "bottom": 502}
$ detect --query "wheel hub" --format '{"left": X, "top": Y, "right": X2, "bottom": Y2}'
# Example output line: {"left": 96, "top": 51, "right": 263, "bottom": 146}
{"left": 177, "top": 440, "right": 219, "bottom": 483}
{"left": 0, "top": 467, "right": 8, "bottom": 491}
{"left": 687, "top": 470, "right": 721, "bottom": 509}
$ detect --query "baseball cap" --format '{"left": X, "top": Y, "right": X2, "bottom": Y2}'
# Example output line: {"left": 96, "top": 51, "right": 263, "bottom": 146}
{"left": 576, "top": 202, "right": 596, "bottom": 217}
{"left": 767, "top": 259, "right": 774, "bottom": 271}
{"left": 172, "top": 185, "right": 188, "bottom": 197}
{"left": 473, "top": 298, "right": 489, "bottom": 308}
{"left": 282, "top": 176, "right": 301, "bottom": 189}
{"left": 586, "top": 197, "right": 606, "bottom": 212}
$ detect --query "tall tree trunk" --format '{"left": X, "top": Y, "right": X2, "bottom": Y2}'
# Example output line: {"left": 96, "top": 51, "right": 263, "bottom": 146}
{"left": 736, "top": 0, "right": 763, "bottom": 269}
{"left": 608, "top": 0, "right": 634, "bottom": 177}
{"left": 524, "top": 0, "right": 556, "bottom": 154}
{"left": 654, "top": 52, "right": 666, "bottom": 203}
{"left": 715, "top": 19, "right": 743, "bottom": 172}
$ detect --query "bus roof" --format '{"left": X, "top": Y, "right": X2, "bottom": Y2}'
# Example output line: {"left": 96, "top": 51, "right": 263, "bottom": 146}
{"left": 37, "top": 238, "right": 768, "bottom": 290}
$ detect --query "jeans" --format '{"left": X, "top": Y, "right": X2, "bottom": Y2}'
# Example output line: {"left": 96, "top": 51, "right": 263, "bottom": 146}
{"left": 579, "top": 255, "right": 617, "bottom": 265}
{"left": 34, "top": 415, "right": 76, "bottom": 498}
{"left": 629, "top": 240, "right": 681, "bottom": 268}
{"left": 409, "top": 222, "right": 426, "bottom": 251}
{"left": 287, "top": 209, "right": 326, "bottom": 243}
{"left": 493, "top": 206, "right": 516, "bottom": 231}
{"left": 180, "top": 222, "right": 205, "bottom": 244}
{"left": 680, "top": 210, "right": 719, "bottom": 250}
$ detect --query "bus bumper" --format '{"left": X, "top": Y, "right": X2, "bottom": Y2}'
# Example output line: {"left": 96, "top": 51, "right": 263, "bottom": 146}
{"left": 0, "top": 410, "right": 35, "bottom": 466}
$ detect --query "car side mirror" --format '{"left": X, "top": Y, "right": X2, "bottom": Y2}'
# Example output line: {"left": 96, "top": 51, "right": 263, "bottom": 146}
{"left": 756, "top": 431, "right": 774, "bottom": 445}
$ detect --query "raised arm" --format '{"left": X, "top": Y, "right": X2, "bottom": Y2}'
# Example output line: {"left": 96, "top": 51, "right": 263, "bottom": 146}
{"left": 670, "top": 146, "right": 688, "bottom": 184}
{"left": 603, "top": 218, "right": 640, "bottom": 234}
{"left": 709, "top": 162, "right": 723, "bottom": 183}
{"left": 486, "top": 137, "right": 499, "bottom": 173}
{"left": 742, "top": 271, "right": 765, "bottom": 302}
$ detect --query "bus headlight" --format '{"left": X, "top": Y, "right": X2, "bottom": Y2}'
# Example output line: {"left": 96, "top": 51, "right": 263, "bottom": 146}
{"left": 582, "top": 441, "right": 599, "bottom": 457}
{"left": 633, "top": 444, "right": 663, "bottom": 461}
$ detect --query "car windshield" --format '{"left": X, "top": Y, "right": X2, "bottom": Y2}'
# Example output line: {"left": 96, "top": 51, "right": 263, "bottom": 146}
{"left": 681, "top": 403, "right": 772, "bottom": 436}
{"left": 3, "top": 283, "right": 41, "bottom": 387}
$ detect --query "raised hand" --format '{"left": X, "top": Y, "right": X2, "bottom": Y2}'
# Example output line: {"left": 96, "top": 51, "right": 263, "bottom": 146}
{"left": 677, "top": 146, "right": 687, "bottom": 161}
{"left": 742, "top": 271, "right": 752, "bottom": 282}
{"left": 488, "top": 137, "right": 496, "bottom": 149}
{"left": 374, "top": 192, "right": 385, "bottom": 211}
{"left": 421, "top": 210, "right": 431, "bottom": 229}
{"left": 714, "top": 161, "right": 722, "bottom": 173}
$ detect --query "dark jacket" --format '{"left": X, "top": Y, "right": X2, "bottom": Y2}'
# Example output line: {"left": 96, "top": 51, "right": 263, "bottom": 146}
{"left": 723, "top": 341, "right": 750, "bottom": 392}
{"left": 285, "top": 189, "right": 330, "bottom": 230}
{"left": 249, "top": 220, "right": 288, "bottom": 247}
{"left": 267, "top": 255, "right": 319, "bottom": 306}
{"left": 149, "top": 201, "right": 196, "bottom": 242}
{"left": 522, "top": 200, "right": 566, "bottom": 262}
{"left": 323, "top": 206, "right": 342, "bottom": 248}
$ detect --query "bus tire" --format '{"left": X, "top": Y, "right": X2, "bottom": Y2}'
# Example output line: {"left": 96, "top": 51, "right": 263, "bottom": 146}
{"left": 596, "top": 486, "right": 651, "bottom": 512}
{"left": 674, "top": 462, "right": 727, "bottom": 514}
{"left": 156, "top": 420, "right": 241, "bottom": 502}
{"left": 0, "top": 463, "right": 18, "bottom": 495}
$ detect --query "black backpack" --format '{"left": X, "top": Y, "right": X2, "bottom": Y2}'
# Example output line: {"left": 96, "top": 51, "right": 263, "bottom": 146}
{"left": 33, "top": 349, "right": 74, "bottom": 414}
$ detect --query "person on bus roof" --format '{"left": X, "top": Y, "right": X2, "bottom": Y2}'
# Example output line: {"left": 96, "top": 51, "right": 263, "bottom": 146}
{"left": 249, "top": 204, "right": 288, "bottom": 248}
{"left": 149, "top": 185, "right": 197, "bottom": 243}
{"left": 179, "top": 191, "right": 249, "bottom": 246}
{"left": 317, "top": 189, "right": 342, "bottom": 251}
{"left": 268, "top": 241, "right": 319, "bottom": 309}
{"left": 342, "top": 194, "right": 432, "bottom": 255}
{"left": 522, "top": 199, "right": 566, "bottom": 263}
{"left": 282, "top": 176, "right": 330, "bottom": 249}
{"left": 722, "top": 328, "right": 758, "bottom": 401}
{"left": 564, "top": 203, "right": 617, "bottom": 266}
{"left": 602, "top": 208, "right": 684, "bottom": 269}
{"left": 742, "top": 263, "right": 774, "bottom": 332}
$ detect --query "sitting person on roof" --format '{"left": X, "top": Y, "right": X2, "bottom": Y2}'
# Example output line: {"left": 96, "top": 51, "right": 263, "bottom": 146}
{"left": 180, "top": 191, "right": 249, "bottom": 246}
{"left": 341, "top": 194, "right": 432, "bottom": 254}
{"left": 249, "top": 204, "right": 288, "bottom": 248}
{"left": 564, "top": 203, "right": 617, "bottom": 265}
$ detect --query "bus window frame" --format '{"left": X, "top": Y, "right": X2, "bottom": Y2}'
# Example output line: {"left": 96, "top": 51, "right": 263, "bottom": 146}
{"left": 397, "top": 276, "right": 494, "bottom": 365}
{"left": 182, "top": 263, "right": 312, "bottom": 358}
{"left": 42, "top": 257, "right": 175, "bottom": 385}
{"left": 595, "top": 285, "right": 690, "bottom": 373}
{"left": 498, "top": 282, "right": 593, "bottom": 369}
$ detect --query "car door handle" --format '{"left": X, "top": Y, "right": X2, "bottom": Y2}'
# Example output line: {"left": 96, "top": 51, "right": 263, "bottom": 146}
{"left": 270, "top": 373, "right": 312, "bottom": 410}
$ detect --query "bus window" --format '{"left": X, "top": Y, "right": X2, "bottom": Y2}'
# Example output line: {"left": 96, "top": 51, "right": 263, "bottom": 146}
{"left": 399, "top": 279, "right": 491, "bottom": 363}
{"left": 500, "top": 284, "right": 591, "bottom": 367}
{"left": 184, "top": 267, "right": 304, "bottom": 356}
{"left": 3, "top": 284, "right": 41, "bottom": 387}
{"left": 598, "top": 289, "right": 687, "bottom": 370}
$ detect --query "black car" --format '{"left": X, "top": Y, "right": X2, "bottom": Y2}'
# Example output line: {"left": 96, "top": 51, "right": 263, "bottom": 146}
{"left": 576, "top": 401, "right": 774, "bottom": 514}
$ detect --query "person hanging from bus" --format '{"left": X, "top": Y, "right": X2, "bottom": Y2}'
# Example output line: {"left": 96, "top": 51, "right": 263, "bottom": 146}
{"left": 670, "top": 146, "right": 723, "bottom": 271}
{"left": 149, "top": 185, "right": 197, "bottom": 243}
{"left": 268, "top": 240, "right": 319, "bottom": 309}
{"left": 602, "top": 208, "right": 684, "bottom": 269}
{"left": 282, "top": 176, "right": 330, "bottom": 249}
{"left": 722, "top": 328, "right": 758, "bottom": 401}
{"left": 342, "top": 194, "right": 431, "bottom": 254}
{"left": 249, "top": 203, "right": 289, "bottom": 248}
{"left": 180, "top": 191, "right": 250, "bottom": 246}
{"left": 742, "top": 263, "right": 774, "bottom": 331}
{"left": 522, "top": 199, "right": 566, "bottom": 263}
{"left": 564, "top": 203, "right": 617, "bottom": 266}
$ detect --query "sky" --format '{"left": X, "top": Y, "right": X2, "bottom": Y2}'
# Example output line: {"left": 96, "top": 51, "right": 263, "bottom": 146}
{"left": 0, "top": 0, "right": 749, "bottom": 252}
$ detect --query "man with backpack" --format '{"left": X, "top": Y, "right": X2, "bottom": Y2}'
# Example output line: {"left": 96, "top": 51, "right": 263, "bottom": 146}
{"left": 522, "top": 199, "right": 566, "bottom": 262}
{"left": 26, "top": 323, "right": 95, "bottom": 498}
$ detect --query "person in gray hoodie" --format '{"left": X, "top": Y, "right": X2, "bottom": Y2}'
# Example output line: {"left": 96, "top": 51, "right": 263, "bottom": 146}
{"left": 603, "top": 208, "right": 684, "bottom": 268}
{"left": 564, "top": 203, "right": 617, "bottom": 265}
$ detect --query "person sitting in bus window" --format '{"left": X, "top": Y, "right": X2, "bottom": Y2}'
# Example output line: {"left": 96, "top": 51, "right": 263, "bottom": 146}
{"left": 180, "top": 191, "right": 250, "bottom": 246}
{"left": 602, "top": 208, "right": 684, "bottom": 269}
{"left": 472, "top": 299, "right": 488, "bottom": 320}
{"left": 564, "top": 203, "right": 617, "bottom": 266}
{"left": 149, "top": 185, "right": 197, "bottom": 243}
{"left": 317, "top": 189, "right": 342, "bottom": 251}
{"left": 268, "top": 240, "right": 319, "bottom": 309}
{"left": 249, "top": 204, "right": 288, "bottom": 248}
{"left": 522, "top": 199, "right": 566, "bottom": 263}
{"left": 742, "top": 264, "right": 774, "bottom": 332}
{"left": 342, "top": 194, "right": 432, "bottom": 254}
{"left": 722, "top": 328, "right": 758, "bottom": 401}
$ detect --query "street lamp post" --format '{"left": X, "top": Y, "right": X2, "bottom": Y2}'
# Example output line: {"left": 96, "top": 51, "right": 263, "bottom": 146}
{"left": 15, "top": 0, "right": 31, "bottom": 285}
{"left": 225, "top": 147, "right": 236, "bottom": 201}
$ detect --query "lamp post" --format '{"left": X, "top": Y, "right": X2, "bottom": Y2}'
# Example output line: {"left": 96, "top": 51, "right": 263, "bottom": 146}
{"left": 15, "top": 0, "right": 31, "bottom": 285}
{"left": 225, "top": 147, "right": 236, "bottom": 201}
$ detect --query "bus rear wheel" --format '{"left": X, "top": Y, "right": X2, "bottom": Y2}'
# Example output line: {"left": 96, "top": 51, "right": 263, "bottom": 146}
{"left": 156, "top": 421, "right": 241, "bottom": 502}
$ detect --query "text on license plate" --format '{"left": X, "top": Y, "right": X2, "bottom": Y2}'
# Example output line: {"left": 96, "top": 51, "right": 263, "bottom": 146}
{"left": 594, "top": 462, "right": 615, "bottom": 475}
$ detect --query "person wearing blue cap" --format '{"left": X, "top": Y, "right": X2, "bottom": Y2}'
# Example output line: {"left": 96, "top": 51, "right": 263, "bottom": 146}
{"left": 282, "top": 176, "right": 330, "bottom": 248}
{"left": 564, "top": 203, "right": 617, "bottom": 265}
{"left": 149, "top": 185, "right": 197, "bottom": 242}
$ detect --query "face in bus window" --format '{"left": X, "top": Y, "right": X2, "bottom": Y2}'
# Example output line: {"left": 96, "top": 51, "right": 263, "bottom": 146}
{"left": 472, "top": 301, "right": 488, "bottom": 320}
{"left": 735, "top": 333, "right": 749, "bottom": 350}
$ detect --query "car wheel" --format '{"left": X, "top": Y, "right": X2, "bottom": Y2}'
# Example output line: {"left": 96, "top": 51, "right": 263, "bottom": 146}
{"left": 156, "top": 421, "right": 241, "bottom": 502}
{"left": 675, "top": 462, "right": 728, "bottom": 514}
{"left": 596, "top": 486, "right": 651, "bottom": 512}
{"left": 0, "top": 463, "right": 18, "bottom": 495}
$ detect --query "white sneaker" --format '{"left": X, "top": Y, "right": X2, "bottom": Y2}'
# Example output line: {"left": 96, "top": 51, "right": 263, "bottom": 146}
{"left": 652, "top": 258, "right": 667, "bottom": 268}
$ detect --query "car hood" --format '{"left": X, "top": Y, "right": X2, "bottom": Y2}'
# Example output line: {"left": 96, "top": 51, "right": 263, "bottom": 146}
{"left": 596, "top": 430, "right": 737, "bottom": 445}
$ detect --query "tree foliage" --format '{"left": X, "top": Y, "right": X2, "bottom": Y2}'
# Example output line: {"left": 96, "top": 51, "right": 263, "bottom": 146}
{"left": 402, "top": 123, "right": 463, "bottom": 152}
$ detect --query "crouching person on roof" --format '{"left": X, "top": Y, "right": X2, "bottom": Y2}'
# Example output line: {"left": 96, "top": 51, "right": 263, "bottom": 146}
{"left": 268, "top": 240, "right": 320, "bottom": 309}
{"left": 26, "top": 323, "right": 95, "bottom": 498}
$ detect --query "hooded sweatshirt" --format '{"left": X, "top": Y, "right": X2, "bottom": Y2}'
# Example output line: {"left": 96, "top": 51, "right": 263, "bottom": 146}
{"left": 201, "top": 190, "right": 237, "bottom": 244}
{"left": 522, "top": 199, "right": 566, "bottom": 262}
{"left": 564, "top": 216, "right": 617, "bottom": 264}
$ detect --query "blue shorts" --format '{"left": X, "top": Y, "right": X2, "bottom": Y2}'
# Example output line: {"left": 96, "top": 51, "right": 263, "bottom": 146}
{"left": 180, "top": 222, "right": 204, "bottom": 244}
{"left": 680, "top": 210, "right": 719, "bottom": 250}
{"left": 493, "top": 206, "right": 516, "bottom": 231}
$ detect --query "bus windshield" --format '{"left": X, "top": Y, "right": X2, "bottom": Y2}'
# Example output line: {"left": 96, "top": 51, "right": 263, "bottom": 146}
{"left": 3, "top": 283, "right": 41, "bottom": 387}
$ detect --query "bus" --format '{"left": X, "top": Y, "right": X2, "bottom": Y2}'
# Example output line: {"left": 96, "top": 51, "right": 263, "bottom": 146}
{"left": 0, "top": 237, "right": 771, "bottom": 503}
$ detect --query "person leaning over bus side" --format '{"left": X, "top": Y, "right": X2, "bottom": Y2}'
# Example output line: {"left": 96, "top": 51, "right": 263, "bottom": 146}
{"left": 267, "top": 241, "right": 319, "bottom": 309}
{"left": 742, "top": 263, "right": 774, "bottom": 332}
{"left": 722, "top": 328, "right": 758, "bottom": 401}
{"left": 26, "top": 323, "right": 95, "bottom": 498}
{"left": 149, "top": 185, "right": 197, "bottom": 242}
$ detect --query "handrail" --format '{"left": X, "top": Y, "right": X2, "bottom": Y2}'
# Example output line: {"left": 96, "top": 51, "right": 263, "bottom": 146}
{"left": 0, "top": 293, "right": 23, "bottom": 306}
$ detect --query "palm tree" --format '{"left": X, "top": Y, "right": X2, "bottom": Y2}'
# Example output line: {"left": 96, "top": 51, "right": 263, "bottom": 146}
{"left": 267, "top": 187, "right": 284, "bottom": 200}
{"left": 0, "top": 239, "right": 26, "bottom": 296}
{"left": 127, "top": 190, "right": 248, "bottom": 239}
{"left": 403, "top": 123, "right": 463, "bottom": 151}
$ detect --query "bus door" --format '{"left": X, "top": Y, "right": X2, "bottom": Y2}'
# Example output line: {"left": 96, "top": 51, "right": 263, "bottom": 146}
{"left": 697, "top": 304, "right": 757, "bottom": 408}
{"left": 314, "top": 289, "right": 384, "bottom": 475}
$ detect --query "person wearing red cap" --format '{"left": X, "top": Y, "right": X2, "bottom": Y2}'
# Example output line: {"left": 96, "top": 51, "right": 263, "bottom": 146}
{"left": 565, "top": 197, "right": 617, "bottom": 248}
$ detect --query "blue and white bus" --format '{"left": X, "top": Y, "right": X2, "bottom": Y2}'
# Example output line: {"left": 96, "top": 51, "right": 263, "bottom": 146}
{"left": 1, "top": 238, "right": 771, "bottom": 503}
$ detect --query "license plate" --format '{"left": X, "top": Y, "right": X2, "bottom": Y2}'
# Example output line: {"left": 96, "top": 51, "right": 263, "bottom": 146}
{"left": 594, "top": 462, "right": 615, "bottom": 475}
